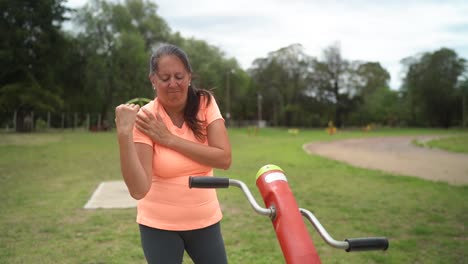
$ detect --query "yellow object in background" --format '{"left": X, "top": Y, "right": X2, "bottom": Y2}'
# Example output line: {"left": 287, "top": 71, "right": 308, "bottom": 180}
{"left": 326, "top": 121, "right": 337, "bottom": 135}
{"left": 288, "top": 128, "right": 299, "bottom": 135}
{"left": 363, "top": 123, "right": 374, "bottom": 132}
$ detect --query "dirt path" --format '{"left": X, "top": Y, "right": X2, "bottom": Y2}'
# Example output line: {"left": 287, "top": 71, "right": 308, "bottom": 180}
{"left": 303, "top": 135, "right": 468, "bottom": 185}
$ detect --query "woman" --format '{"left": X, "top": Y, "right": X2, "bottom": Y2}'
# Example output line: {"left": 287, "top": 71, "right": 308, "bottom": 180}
{"left": 115, "top": 44, "right": 231, "bottom": 264}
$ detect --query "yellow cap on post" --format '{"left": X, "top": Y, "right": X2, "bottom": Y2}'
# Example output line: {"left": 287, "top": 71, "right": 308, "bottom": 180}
{"left": 256, "top": 164, "right": 284, "bottom": 180}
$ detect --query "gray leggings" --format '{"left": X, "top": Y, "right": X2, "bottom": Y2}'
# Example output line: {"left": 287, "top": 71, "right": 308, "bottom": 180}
{"left": 139, "top": 222, "right": 228, "bottom": 264}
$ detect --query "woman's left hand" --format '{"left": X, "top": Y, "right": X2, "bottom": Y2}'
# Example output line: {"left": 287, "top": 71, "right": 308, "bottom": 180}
{"left": 135, "top": 108, "right": 173, "bottom": 147}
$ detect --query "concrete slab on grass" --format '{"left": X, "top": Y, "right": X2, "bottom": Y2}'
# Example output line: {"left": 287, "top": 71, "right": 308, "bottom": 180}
{"left": 84, "top": 181, "right": 137, "bottom": 209}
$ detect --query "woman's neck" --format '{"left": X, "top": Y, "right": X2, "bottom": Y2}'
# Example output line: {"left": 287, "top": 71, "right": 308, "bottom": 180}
{"left": 162, "top": 105, "right": 185, "bottom": 128}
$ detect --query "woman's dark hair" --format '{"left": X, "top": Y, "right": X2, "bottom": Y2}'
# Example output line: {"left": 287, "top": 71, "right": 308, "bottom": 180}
{"left": 150, "top": 44, "right": 212, "bottom": 142}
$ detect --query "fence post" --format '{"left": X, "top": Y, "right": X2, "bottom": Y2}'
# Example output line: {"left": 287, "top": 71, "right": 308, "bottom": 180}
{"left": 74, "top": 112, "right": 78, "bottom": 130}
{"left": 61, "top": 113, "right": 65, "bottom": 130}
{"left": 257, "top": 93, "right": 263, "bottom": 127}
{"left": 463, "top": 94, "right": 466, "bottom": 128}
{"left": 86, "top": 113, "right": 90, "bottom": 131}
{"left": 13, "top": 111, "right": 17, "bottom": 131}
{"left": 47, "top": 112, "right": 51, "bottom": 130}
{"left": 97, "top": 113, "right": 101, "bottom": 131}
{"left": 31, "top": 111, "right": 35, "bottom": 131}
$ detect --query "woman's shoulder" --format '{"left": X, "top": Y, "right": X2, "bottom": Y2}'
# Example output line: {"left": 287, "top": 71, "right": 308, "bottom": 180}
{"left": 138, "top": 99, "right": 157, "bottom": 114}
{"left": 142, "top": 99, "right": 156, "bottom": 109}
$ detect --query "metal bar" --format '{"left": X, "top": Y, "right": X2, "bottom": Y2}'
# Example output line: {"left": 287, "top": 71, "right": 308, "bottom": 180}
{"left": 300, "top": 208, "right": 349, "bottom": 250}
{"left": 229, "top": 179, "right": 274, "bottom": 218}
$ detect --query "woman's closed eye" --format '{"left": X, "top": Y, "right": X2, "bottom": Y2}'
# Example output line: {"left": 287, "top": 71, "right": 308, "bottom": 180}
{"left": 159, "top": 75, "right": 170, "bottom": 82}
{"left": 158, "top": 74, "right": 185, "bottom": 82}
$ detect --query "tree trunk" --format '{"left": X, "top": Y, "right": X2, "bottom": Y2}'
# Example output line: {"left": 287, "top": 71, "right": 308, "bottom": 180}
{"left": 463, "top": 95, "right": 466, "bottom": 128}
{"left": 334, "top": 81, "right": 342, "bottom": 128}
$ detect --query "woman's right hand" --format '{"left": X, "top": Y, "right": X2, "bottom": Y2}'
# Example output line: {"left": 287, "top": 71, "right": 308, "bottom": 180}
{"left": 115, "top": 104, "right": 140, "bottom": 136}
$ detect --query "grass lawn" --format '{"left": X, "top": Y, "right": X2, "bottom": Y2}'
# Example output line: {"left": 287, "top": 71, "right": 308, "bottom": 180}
{"left": 424, "top": 134, "right": 468, "bottom": 154}
{"left": 0, "top": 128, "right": 467, "bottom": 263}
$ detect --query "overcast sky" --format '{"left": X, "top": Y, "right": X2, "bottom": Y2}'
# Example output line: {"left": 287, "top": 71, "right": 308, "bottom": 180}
{"left": 66, "top": 0, "right": 468, "bottom": 89}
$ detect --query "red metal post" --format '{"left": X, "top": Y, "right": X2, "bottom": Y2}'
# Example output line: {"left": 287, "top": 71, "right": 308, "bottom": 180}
{"left": 256, "top": 164, "right": 321, "bottom": 264}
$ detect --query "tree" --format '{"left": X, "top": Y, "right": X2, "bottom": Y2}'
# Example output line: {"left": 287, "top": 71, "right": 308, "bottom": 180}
{"left": 71, "top": 0, "right": 167, "bottom": 123}
{"left": 310, "top": 42, "right": 353, "bottom": 127}
{"left": 402, "top": 48, "right": 466, "bottom": 127}
{"left": 353, "top": 62, "right": 390, "bottom": 98}
{"left": 350, "top": 62, "right": 394, "bottom": 125}
{"left": 249, "top": 44, "right": 315, "bottom": 126}
{"left": 352, "top": 86, "right": 402, "bottom": 126}
{"left": 0, "top": 0, "right": 69, "bottom": 131}
{"left": 118, "top": 0, "right": 170, "bottom": 50}
{"left": 457, "top": 70, "right": 468, "bottom": 127}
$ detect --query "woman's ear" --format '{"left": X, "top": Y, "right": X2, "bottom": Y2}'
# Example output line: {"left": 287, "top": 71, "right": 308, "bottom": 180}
{"left": 150, "top": 74, "right": 159, "bottom": 89}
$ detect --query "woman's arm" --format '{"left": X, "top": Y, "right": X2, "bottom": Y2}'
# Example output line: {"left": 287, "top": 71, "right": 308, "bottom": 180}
{"left": 117, "top": 135, "right": 153, "bottom": 200}
{"left": 136, "top": 110, "right": 231, "bottom": 170}
{"left": 115, "top": 104, "right": 153, "bottom": 200}
{"left": 166, "top": 119, "right": 231, "bottom": 169}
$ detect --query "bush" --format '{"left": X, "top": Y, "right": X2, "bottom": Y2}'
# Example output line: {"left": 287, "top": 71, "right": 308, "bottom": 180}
{"left": 35, "top": 118, "right": 47, "bottom": 131}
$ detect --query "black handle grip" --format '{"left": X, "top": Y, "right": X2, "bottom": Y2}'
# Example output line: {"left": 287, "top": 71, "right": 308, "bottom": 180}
{"left": 189, "top": 176, "right": 230, "bottom": 189}
{"left": 345, "top": 237, "right": 389, "bottom": 252}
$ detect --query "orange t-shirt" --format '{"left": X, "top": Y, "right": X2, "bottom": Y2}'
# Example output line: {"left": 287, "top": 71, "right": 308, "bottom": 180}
{"left": 132, "top": 95, "right": 224, "bottom": 231}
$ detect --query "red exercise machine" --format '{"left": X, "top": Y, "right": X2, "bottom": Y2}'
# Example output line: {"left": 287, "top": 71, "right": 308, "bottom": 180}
{"left": 189, "top": 164, "right": 388, "bottom": 264}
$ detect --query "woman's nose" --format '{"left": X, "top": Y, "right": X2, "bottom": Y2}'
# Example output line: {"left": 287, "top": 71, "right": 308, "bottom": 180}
{"left": 168, "top": 77, "right": 177, "bottom": 87}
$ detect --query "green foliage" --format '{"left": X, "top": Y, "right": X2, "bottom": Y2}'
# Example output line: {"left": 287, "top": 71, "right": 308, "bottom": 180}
{"left": 250, "top": 44, "right": 316, "bottom": 126}
{"left": 351, "top": 86, "right": 402, "bottom": 126}
{"left": 72, "top": 0, "right": 161, "bottom": 120}
{"left": 65, "top": 0, "right": 252, "bottom": 123}
{"left": 249, "top": 43, "right": 394, "bottom": 128}
{"left": 350, "top": 62, "right": 394, "bottom": 126}
{"left": 457, "top": 73, "right": 468, "bottom": 127}
{"left": 312, "top": 43, "right": 351, "bottom": 127}
{"left": 126, "top": 97, "right": 151, "bottom": 106}
{"left": 35, "top": 118, "right": 48, "bottom": 131}
{"left": 124, "top": 0, "right": 170, "bottom": 49}
{"left": 0, "top": 0, "right": 69, "bottom": 130}
{"left": 354, "top": 62, "right": 391, "bottom": 97}
{"left": 0, "top": 74, "right": 63, "bottom": 112}
{"left": 2, "top": 0, "right": 467, "bottom": 130}
{"left": 401, "top": 48, "right": 466, "bottom": 127}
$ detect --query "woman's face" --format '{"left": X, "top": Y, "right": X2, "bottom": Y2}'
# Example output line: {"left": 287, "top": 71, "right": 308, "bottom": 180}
{"left": 150, "top": 55, "right": 192, "bottom": 110}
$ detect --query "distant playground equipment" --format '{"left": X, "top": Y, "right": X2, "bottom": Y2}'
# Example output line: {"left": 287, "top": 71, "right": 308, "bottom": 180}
{"left": 247, "top": 126, "right": 259, "bottom": 136}
{"left": 189, "top": 164, "right": 389, "bottom": 264}
{"left": 326, "top": 121, "right": 337, "bottom": 135}
{"left": 363, "top": 123, "right": 374, "bottom": 132}
{"left": 288, "top": 128, "right": 300, "bottom": 135}
{"left": 126, "top": 97, "right": 151, "bottom": 106}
